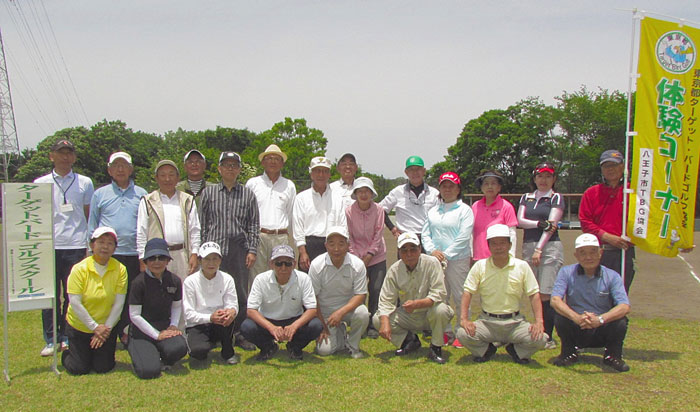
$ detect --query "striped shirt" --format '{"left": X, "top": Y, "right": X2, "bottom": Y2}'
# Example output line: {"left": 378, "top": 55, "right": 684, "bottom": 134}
{"left": 200, "top": 182, "right": 260, "bottom": 255}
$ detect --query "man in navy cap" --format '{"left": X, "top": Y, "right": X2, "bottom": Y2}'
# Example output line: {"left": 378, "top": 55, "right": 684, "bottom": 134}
{"left": 579, "top": 149, "right": 635, "bottom": 292}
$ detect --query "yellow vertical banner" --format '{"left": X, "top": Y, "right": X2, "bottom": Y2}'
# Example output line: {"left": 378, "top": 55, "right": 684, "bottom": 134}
{"left": 629, "top": 17, "right": 699, "bottom": 257}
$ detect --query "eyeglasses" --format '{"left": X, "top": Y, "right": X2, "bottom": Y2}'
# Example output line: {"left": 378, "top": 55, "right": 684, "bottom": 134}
{"left": 220, "top": 163, "right": 240, "bottom": 170}
{"left": 146, "top": 255, "right": 170, "bottom": 262}
{"left": 185, "top": 159, "right": 205, "bottom": 165}
{"left": 274, "top": 261, "right": 293, "bottom": 267}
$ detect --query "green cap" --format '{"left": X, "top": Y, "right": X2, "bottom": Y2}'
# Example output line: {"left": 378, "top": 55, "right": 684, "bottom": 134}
{"left": 405, "top": 155, "right": 424, "bottom": 168}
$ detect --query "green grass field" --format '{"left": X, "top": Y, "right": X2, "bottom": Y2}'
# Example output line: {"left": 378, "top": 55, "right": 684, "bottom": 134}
{"left": 1, "top": 309, "right": 699, "bottom": 412}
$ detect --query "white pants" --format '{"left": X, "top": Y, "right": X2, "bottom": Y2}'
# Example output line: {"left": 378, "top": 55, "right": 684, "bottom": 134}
{"left": 316, "top": 305, "right": 369, "bottom": 355}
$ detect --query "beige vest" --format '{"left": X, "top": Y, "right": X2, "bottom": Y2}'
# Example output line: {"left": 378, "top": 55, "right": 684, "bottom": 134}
{"left": 143, "top": 190, "right": 194, "bottom": 254}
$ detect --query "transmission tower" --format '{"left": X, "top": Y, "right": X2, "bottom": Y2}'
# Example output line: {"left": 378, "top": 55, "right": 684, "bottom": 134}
{"left": 0, "top": 25, "right": 21, "bottom": 182}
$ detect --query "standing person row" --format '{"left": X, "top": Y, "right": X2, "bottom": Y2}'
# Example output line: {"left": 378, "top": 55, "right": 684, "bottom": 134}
{"left": 200, "top": 151, "right": 260, "bottom": 351}
{"left": 421, "top": 172, "right": 474, "bottom": 347}
{"left": 517, "top": 162, "right": 564, "bottom": 350}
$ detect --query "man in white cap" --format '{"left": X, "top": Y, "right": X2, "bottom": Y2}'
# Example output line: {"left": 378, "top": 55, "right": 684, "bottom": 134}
{"left": 200, "top": 151, "right": 260, "bottom": 351}
{"left": 88, "top": 151, "right": 147, "bottom": 345}
{"left": 177, "top": 149, "right": 214, "bottom": 217}
{"left": 293, "top": 156, "right": 346, "bottom": 271}
{"left": 330, "top": 153, "right": 358, "bottom": 211}
{"left": 182, "top": 241, "right": 240, "bottom": 365}
{"left": 374, "top": 232, "right": 453, "bottom": 364}
{"left": 308, "top": 226, "right": 369, "bottom": 358}
{"left": 456, "top": 224, "right": 547, "bottom": 364}
{"left": 34, "top": 138, "right": 94, "bottom": 356}
{"left": 242, "top": 245, "right": 323, "bottom": 361}
{"left": 137, "top": 159, "right": 201, "bottom": 280}
{"left": 579, "top": 149, "right": 635, "bottom": 292}
{"left": 550, "top": 233, "right": 631, "bottom": 372}
{"left": 246, "top": 144, "right": 297, "bottom": 289}
{"left": 380, "top": 155, "right": 439, "bottom": 251}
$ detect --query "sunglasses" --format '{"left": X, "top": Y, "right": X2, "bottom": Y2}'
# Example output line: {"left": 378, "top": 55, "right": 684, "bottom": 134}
{"left": 274, "top": 261, "right": 293, "bottom": 267}
{"left": 146, "top": 255, "right": 170, "bottom": 262}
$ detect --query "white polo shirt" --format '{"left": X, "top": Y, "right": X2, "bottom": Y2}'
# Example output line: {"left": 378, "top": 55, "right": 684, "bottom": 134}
{"left": 246, "top": 172, "right": 296, "bottom": 231}
{"left": 308, "top": 252, "right": 367, "bottom": 315}
{"left": 248, "top": 269, "right": 316, "bottom": 320}
{"left": 380, "top": 183, "right": 439, "bottom": 234}
{"left": 182, "top": 269, "right": 238, "bottom": 327}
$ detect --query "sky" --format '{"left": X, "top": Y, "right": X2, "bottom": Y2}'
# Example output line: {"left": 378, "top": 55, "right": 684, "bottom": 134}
{"left": 1, "top": 1, "right": 700, "bottom": 178}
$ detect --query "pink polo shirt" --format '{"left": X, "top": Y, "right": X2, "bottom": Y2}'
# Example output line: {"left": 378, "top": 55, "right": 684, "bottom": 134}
{"left": 345, "top": 202, "right": 387, "bottom": 266}
{"left": 471, "top": 195, "right": 518, "bottom": 260}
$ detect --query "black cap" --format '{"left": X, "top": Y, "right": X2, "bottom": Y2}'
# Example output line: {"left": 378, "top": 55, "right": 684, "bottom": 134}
{"left": 51, "top": 139, "right": 75, "bottom": 152}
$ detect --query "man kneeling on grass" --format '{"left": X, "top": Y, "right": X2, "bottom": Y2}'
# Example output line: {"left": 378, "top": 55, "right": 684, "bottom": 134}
{"left": 550, "top": 233, "right": 631, "bottom": 372}
{"left": 183, "top": 242, "right": 240, "bottom": 365}
{"left": 241, "top": 245, "right": 323, "bottom": 361}
{"left": 374, "top": 232, "right": 453, "bottom": 364}
{"left": 456, "top": 224, "right": 547, "bottom": 364}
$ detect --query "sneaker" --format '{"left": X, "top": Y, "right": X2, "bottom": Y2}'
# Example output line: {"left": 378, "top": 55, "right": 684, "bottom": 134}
{"left": 603, "top": 356, "right": 630, "bottom": 372}
{"left": 255, "top": 343, "right": 279, "bottom": 361}
{"left": 443, "top": 332, "right": 455, "bottom": 346}
{"left": 60, "top": 341, "right": 70, "bottom": 352}
{"left": 350, "top": 349, "right": 365, "bottom": 359}
{"left": 553, "top": 353, "right": 579, "bottom": 367}
{"left": 422, "top": 329, "right": 432, "bottom": 339}
{"left": 40, "top": 343, "right": 55, "bottom": 357}
{"left": 395, "top": 333, "right": 421, "bottom": 356}
{"left": 366, "top": 328, "right": 379, "bottom": 339}
{"left": 452, "top": 339, "right": 464, "bottom": 348}
{"left": 226, "top": 354, "right": 241, "bottom": 365}
{"left": 544, "top": 339, "right": 557, "bottom": 350}
{"left": 288, "top": 346, "right": 304, "bottom": 361}
{"left": 505, "top": 343, "right": 530, "bottom": 364}
{"left": 473, "top": 343, "right": 497, "bottom": 363}
{"left": 235, "top": 334, "right": 256, "bottom": 351}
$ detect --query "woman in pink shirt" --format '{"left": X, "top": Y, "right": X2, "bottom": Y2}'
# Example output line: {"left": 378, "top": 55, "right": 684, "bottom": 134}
{"left": 345, "top": 177, "right": 386, "bottom": 339}
{"left": 471, "top": 170, "right": 518, "bottom": 263}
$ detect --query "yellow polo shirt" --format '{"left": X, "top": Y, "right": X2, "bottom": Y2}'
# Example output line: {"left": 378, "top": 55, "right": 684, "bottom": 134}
{"left": 464, "top": 255, "right": 539, "bottom": 315}
{"left": 66, "top": 256, "right": 127, "bottom": 333}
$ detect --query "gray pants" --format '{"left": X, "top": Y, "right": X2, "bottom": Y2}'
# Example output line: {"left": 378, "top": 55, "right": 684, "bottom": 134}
{"left": 316, "top": 305, "right": 370, "bottom": 355}
{"left": 456, "top": 313, "right": 547, "bottom": 360}
{"left": 250, "top": 232, "right": 289, "bottom": 291}
{"left": 372, "top": 302, "right": 454, "bottom": 348}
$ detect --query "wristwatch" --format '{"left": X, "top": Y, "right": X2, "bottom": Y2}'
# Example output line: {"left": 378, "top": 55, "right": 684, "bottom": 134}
{"left": 598, "top": 315, "right": 605, "bottom": 325}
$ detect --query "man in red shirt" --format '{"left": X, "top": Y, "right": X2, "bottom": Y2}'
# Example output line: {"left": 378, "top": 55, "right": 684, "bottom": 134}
{"left": 579, "top": 150, "right": 635, "bottom": 292}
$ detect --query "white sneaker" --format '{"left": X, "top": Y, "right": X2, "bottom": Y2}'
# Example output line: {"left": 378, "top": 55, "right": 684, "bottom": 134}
{"left": 40, "top": 343, "right": 55, "bottom": 357}
{"left": 545, "top": 339, "right": 558, "bottom": 350}
{"left": 226, "top": 354, "right": 241, "bottom": 365}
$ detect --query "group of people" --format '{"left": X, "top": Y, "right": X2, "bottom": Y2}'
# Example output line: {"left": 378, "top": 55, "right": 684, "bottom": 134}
{"left": 37, "top": 137, "right": 636, "bottom": 378}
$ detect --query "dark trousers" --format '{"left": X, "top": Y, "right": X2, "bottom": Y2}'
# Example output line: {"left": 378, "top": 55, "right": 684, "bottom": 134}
{"left": 554, "top": 313, "right": 628, "bottom": 358}
{"left": 128, "top": 334, "right": 187, "bottom": 379}
{"left": 186, "top": 323, "right": 235, "bottom": 360}
{"left": 220, "top": 236, "right": 249, "bottom": 334}
{"left": 240, "top": 316, "right": 323, "bottom": 352}
{"left": 43, "top": 248, "right": 86, "bottom": 344}
{"left": 366, "top": 261, "right": 387, "bottom": 330}
{"left": 303, "top": 236, "right": 327, "bottom": 268}
{"left": 112, "top": 254, "right": 141, "bottom": 336}
{"left": 601, "top": 247, "right": 635, "bottom": 293}
{"left": 61, "top": 323, "right": 118, "bottom": 375}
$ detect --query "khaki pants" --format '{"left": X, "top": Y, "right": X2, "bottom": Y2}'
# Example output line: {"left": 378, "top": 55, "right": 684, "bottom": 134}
{"left": 372, "top": 302, "right": 454, "bottom": 348}
{"left": 456, "top": 313, "right": 547, "bottom": 360}
{"left": 316, "top": 305, "right": 370, "bottom": 355}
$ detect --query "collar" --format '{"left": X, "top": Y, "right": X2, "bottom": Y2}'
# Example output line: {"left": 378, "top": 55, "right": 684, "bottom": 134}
{"left": 576, "top": 264, "right": 601, "bottom": 278}
{"left": 269, "top": 270, "right": 297, "bottom": 286}
{"left": 263, "top": 172, "right": 282, "bottom": 184}
{"left": 111, "top": 180, "right": 134, "bottom": 192}
{"left": 159, "top": 190, "right": 178, "bottom": 200}
{"left": 487, "top": 254, "right": 515, "bottom": 270}
{"left": 439, "top": 199, "right": 462, "bottom": 212}
{"left": 52, "top": 169, "right": 75, "bottom": 179}
{"left": 323, "top": 252, "right": 351, "bottom": 269}
{"left": 217, "top": 181, "right": 240, "bottom": 192}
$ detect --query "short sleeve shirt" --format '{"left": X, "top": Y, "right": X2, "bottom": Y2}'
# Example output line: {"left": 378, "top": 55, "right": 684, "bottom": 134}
{"left": 471, "top": 196, "right": 518, "bottom": 260}
{"left": 464, "top": 255, "right": 539, "bottom": 314}
{"left": 519, "top": 191, "right": 565, "bottom": 243}
{"left": 248, "top": 270, "right": 317, "bottom": 320}
{"left": 129, "top": 270, "right": 182, "bottom": 338}
{"left": 308, "top": 253, "right": 368, "bottom": 315}
{"left": 551, "top": 264, "right": 630, "bottom": 314}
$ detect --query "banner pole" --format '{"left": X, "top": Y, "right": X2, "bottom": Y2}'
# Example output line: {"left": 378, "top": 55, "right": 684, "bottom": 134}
{"left": 622, "top": 9, "right": 642, "bottom": 288}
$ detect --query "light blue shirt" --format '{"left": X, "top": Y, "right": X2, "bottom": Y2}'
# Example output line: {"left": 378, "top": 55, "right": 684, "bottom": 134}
{"left": 88, "top": 180, "right": 147, "bottom": 255}
{"left": 422, "top": 199, "right": 474, "bottom": 261}
{"left": 552, "top": 264, "right": 630, "bottom": 315}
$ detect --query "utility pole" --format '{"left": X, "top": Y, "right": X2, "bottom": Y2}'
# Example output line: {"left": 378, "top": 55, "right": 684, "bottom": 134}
{"left": 0, "top": 25, "right": 21, "bottom": 182}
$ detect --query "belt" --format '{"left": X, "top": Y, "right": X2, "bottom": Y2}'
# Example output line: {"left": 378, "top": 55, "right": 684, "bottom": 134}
{"left": 261, "top": 228, "right": 288, "bottom": 235}
{"left": 168, "top": 243, "right": 184, "bottom": 251}
{"left": 483, "top": 311, "right": 519, "bottom": 319}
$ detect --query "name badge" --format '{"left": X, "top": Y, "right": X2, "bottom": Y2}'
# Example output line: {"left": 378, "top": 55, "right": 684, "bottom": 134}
{"left": 60, "top": 203, "right": 74, "bottom": 213}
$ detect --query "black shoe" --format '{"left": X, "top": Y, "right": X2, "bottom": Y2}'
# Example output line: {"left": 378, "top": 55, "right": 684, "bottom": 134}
{"left": 553, "top": 352, "right": 579, "bottom": 367}
{"left": 255, "top": 343, "right": 279, "bottom": 361}
{"left": 473, "top": 343, "right": 497, "bottom": 363}
{"left": 287, "top": 344, "right": 303, "bottom": 361}
{"left": 235, "top": 334, "right": 256, "bottom": 351}
{"left": 603, "top": 355, "right": 630, "bottom": 372}
{"left": 505, "top": 343, "right": 530, "bottom": 364}
{"left": 395, "top": 334, "right": 421, "bottom": 356}
{"left": 427, "top": 345, "right": 447, "bottom": 364}
{"left": 422, "top": 329, "right": 432, "bottom": 339}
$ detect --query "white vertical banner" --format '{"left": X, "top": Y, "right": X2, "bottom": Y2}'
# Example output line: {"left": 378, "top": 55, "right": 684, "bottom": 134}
{"left": 632, "top": 148, "right": 654, "bottom": 239}
{"left": 3, "top": 183, "right": 55, "bottom": 312}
